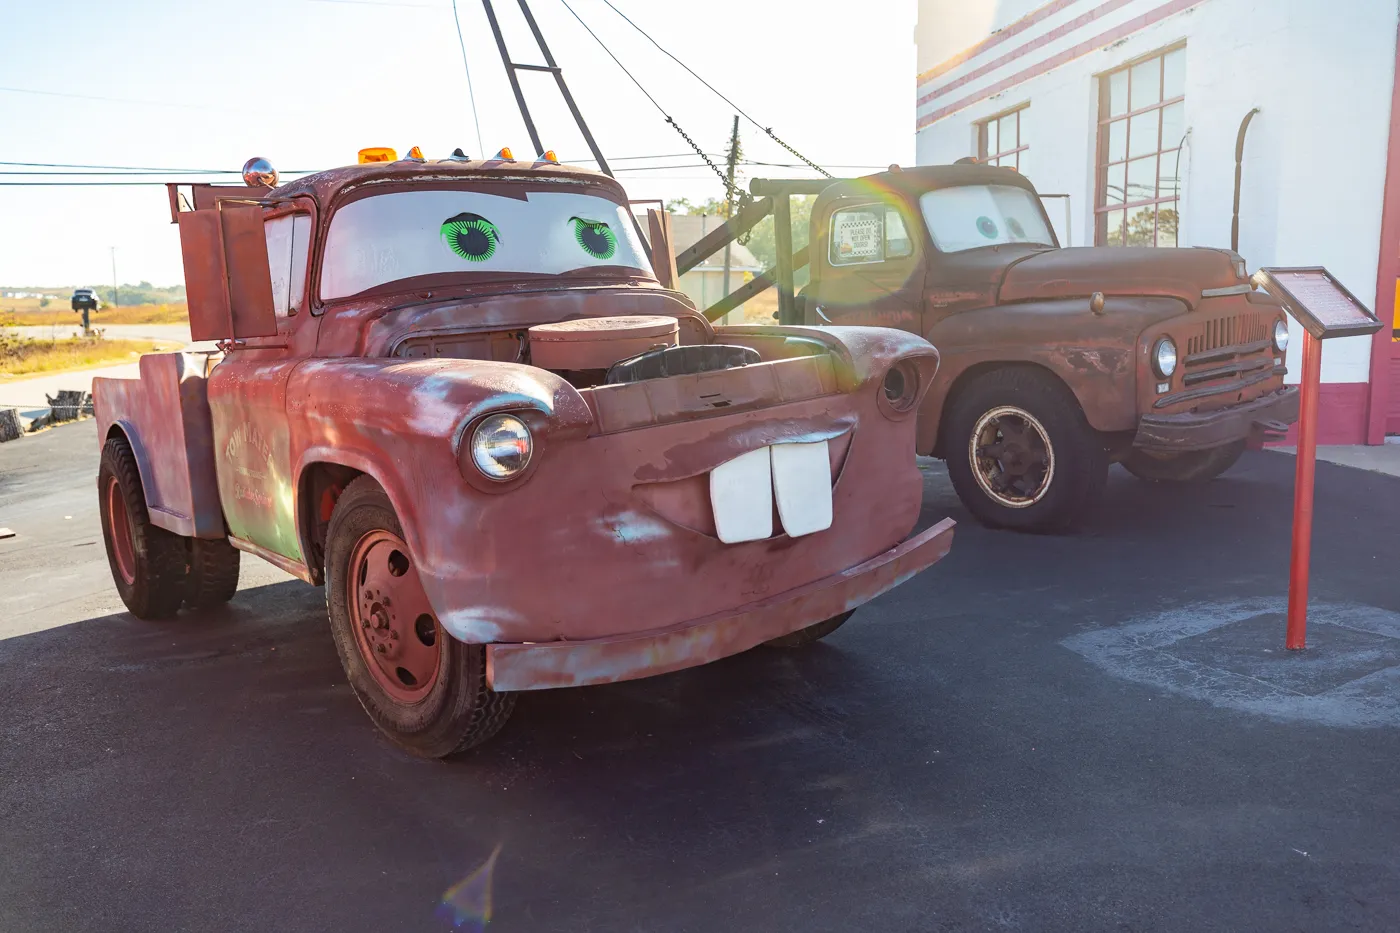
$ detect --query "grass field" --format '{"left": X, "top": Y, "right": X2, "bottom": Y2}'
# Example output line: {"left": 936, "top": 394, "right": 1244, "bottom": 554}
{"left": 0, "top": 298, "right": 188, "bottom": 326}
{"left": 0, "top": 335, "right": 170, "bottom": 377}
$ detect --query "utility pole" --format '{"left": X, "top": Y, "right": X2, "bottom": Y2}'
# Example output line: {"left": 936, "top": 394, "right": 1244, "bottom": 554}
{"left": 721, "top": 115, "right": 740, "bottom": 322}
{"left": 110, "top": 246, "right": 119, "bottom": 316}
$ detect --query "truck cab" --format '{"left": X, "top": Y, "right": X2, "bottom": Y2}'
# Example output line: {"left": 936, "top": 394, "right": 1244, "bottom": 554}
{"left": 91, "top": 152, "right": 955, "bottom": 757}
{"left": 794, "top": 163, "right": 1298, "bottom": 531}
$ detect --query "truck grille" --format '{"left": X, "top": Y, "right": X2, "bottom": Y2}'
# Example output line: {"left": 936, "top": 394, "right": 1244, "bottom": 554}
{"left": 1185, "top": 312, "right": 1268, "bottom": 356}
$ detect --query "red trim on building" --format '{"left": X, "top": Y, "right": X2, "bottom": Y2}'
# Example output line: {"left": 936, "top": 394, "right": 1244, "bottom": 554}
{"left": 1270, "top": 383, "right": 1371, "bottom": 447}
{"left": 1366, "top": 17, "right": 1400, "bottom": 443}
{"left": 915, "top": 0, "right": 1080, "bottom": 87}
{"left": 917, "top": 0, "right": 1204, "bottom": 130}
{"left": 918, "top": 0, "right": 1138, "bottom": 107}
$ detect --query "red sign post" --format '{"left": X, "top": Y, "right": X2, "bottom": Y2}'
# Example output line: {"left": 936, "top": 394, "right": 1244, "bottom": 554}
{"left": 1254, "top": 268, "right": 1383, "bottom": 650}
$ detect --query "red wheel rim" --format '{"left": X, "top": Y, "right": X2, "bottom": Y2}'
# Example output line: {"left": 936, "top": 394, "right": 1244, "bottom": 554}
{"left": 347, "top": 530, "right": 442, "bottom": 703}
{"left": 106, "top": 476, "right": 137, "bottom": 585}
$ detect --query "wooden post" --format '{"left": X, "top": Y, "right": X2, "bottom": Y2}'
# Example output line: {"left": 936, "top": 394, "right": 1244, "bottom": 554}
{"left": 773, "top": 195, "right": 795, "bottom": 324}
{"left": 647, "top": 209, "right": 679, "bottom": 290}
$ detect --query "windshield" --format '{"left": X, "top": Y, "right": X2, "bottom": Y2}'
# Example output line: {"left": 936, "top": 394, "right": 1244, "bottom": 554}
{"left": 918, "top": 184, "right": 1054, "bottom": 253}
{"left": 320, "top": 188, "right": 653, "bottom": 300}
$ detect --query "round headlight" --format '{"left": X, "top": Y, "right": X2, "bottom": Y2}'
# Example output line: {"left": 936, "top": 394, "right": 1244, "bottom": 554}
{"left": 881, "top": 360, "right": 920, "bottom": 414}
{"left": 1152, "top": 337, "right": 1178, "bottom": 378}
{"left": 470, "top": 414, "right": 532, "bottom": 480}
{"left": 1273, "top": 318, "right": 1290, "bottom": 353}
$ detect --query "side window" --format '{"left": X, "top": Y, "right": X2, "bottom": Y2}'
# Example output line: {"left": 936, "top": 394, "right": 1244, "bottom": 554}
{"left": 829, "top": 206, "right": 915, "bottom": 266}
{"left": 265, "top": 213, "right": 312, "bottom": 317}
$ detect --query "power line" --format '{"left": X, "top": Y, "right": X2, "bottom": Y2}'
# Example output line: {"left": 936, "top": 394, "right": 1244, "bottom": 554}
{"left": 0, "top": 160, "right": 233, "bottom": 173}
{"left": 0, "top": 85, "right": 252, "bottom": 114}
{"left": 593, "top": 0, "right": 831, "bottom": 178}
{"left": 451, "top": 0, "right": 486, "bottom": 155}
{"left": 555, "top": 0, "right": 742, "bottom": 200}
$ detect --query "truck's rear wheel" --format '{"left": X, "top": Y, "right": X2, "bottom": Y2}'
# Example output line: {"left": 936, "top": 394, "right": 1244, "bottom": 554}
{"left": 763, "top": 611, "right": 853, "bottom": 648}
{"left": 1122, "top": 440, "right": 1246, "bottom": 483}
{"left": 324, "top": 476, "right": 515, "bottom": 758}
{"left": 98, "top": 436, "right": 189, "bottom": 619}
{"left": 943, "top": 368, "right": 1108, "bottom": 533}
{"left": 185, "top": 538, "right": 241, "bottom": 609}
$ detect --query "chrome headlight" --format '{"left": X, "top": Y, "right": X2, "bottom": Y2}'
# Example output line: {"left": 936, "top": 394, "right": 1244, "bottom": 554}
{"left": 1152, "top": 337, "right": 1178, "bottom": 378}
{"left": 470, "top": 414, "right": 532, "bottom": 480}
{"left": 1273, "top": 318, "right": 1290, "bottom": 353}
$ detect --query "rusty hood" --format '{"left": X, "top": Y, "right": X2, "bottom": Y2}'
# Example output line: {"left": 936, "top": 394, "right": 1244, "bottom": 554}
{"left": 997, "top": 247, "right": 1242, "bottom": 309}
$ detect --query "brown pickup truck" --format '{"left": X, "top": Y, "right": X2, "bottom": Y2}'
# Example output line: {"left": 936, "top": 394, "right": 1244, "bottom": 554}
{"left": 680, "top": 164, "right": 1299, "bottom": 532}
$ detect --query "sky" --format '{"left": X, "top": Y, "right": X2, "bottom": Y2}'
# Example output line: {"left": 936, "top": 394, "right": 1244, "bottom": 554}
{"left": 0, "top": 0, "right": 917, "bottom": 288}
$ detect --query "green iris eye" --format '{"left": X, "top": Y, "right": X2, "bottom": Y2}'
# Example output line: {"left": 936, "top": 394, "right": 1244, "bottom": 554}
{"left": 441, "top": 213, "right": 500, "bottom": 262}
{"left": 571, "top": 217, "right": 617, "bottom": 260}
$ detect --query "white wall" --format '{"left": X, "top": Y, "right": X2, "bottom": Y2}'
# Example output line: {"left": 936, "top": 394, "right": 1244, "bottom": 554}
{"left": 915, "top": 0, "right": 1399, "bottom": 384}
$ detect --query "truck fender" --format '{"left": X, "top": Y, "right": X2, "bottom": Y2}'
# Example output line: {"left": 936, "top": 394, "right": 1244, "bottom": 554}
{"left": 285, "top": 357, "right": 595, "bottom": 595}
{"left": 92, "top": 353, "right": 226, "bottom": 539}
{"left": 292, "top": 447, "right": 421, "bottom": 583}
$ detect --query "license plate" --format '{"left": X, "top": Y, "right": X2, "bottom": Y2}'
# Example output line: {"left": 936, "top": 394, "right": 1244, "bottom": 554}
{"left": 709, "top": 441, "right": 832, "bottom": 544}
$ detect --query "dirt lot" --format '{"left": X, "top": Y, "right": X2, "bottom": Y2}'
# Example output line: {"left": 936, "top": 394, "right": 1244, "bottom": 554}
{"left": 2, "top": 421, "right": 1398, "bottom": 932}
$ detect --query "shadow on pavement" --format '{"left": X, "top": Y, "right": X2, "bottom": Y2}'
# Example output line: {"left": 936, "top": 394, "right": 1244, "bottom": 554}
{"left": 2, "top": 451, "right": 1399, "bottom": 932}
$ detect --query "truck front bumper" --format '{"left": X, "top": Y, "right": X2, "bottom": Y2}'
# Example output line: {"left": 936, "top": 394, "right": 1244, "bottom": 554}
{"left": 1133, "top": 386, "right": 1299, "bottom": 452}
{"left": 485, "top": 517, "right": 955, "bottom": 692}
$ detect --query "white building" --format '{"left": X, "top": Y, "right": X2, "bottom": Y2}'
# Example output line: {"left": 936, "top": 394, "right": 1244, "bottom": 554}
{"left": 915, "top": 0, "right": 1400, "bottom": 444}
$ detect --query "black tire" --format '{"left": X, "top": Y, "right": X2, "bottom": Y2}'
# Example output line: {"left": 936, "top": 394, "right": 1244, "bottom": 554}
{"left": 324, "top": 476, "right": 515, "bottom": 758}
{"left": 763, "top": 611, "right": 854, "bottom": 648}
{"left": 943, "top": 367, "right": 1109, "bottom": 533}
{"left": 1122, "top": 440, "right": 1246, "bottom": 483}
{"left": 185, "top": 537, "right": 241, "bottom": 609}
{"left": 98, "top": 436, "right": 189, "bottom": 619}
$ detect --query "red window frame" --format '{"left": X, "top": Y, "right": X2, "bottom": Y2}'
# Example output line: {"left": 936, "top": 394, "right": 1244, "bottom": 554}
{"left": 977, "top": 105, "right": 1028, "bottom": 172}
{"left": 1094, "top": 46, "right": 1185, "bottom": 247}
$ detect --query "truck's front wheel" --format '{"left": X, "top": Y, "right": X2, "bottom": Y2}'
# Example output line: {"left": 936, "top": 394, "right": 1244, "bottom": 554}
{"left": 98, "top": 436, "right": 190, "bottom": 619}
{"left": 324, "top": 476, "right": 515, "bottom": 758}
{"left": 763, "top": 611, "right": 853, "bottom": 648}
{"left": 1122, "top": 440, "right": 1246, "bottom": 483}
{"left": 943, "top": 368, "right": 1108, "bottom": 533}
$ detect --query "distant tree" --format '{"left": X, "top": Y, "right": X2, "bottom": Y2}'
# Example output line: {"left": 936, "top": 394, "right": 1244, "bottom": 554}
{"left": 744, "top": 194, "right": 817, "bottom": 276}
{"left": 665, "top": 196, "right": 729, "bottom": 217}
{"left": 39, "top": 298, "right": 49, "bottom": 309}
{"left": 1125, "top": 207, "right": 1178, "bottom": 247}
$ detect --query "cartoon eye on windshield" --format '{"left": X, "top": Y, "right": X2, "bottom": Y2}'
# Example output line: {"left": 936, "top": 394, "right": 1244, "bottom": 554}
{"left": 441, "top": 213, "right": 500, "bottom": 262}
{"left": 976, "top": 216, "right": 999, "bottom": 239}
{"left": 570, "top": 217, "right": 617, "bottom": 260}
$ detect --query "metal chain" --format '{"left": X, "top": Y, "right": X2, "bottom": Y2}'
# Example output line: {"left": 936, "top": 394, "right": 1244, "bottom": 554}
{"left": 665, "top": 116, "right": 754, "bottom": 243}
{"left": 666, "top": 116, "right": 743, "bottom": 200}
{"left": 764, "top": 128, "right": 832, "bottom": 178}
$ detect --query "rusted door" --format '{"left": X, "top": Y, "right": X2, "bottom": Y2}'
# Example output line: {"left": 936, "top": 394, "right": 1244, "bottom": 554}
{"left": 806, "top": 199, "right": 924, "bottom": 333}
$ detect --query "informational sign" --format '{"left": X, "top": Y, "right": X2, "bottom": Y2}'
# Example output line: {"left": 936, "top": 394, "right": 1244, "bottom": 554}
{"left": 1253, "top": 267, "right": 1382, "bottom": 340}
{"left": 831, "top": 209, "right": 883, "bottom": 264}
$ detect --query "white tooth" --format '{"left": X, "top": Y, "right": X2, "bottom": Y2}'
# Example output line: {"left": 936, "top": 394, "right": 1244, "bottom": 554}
{"left": 772, "top": 440, "right": 833, "bottom": 538}
{"left": 710, "top": 447, "right": 773, "bottom": 544}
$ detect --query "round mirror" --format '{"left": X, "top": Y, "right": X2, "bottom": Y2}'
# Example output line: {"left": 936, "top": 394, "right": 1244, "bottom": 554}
{"left": 242, "top": 157, "right": 278, "bottom": 188}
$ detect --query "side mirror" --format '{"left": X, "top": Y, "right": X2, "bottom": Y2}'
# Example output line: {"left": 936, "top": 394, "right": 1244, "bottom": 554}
{"left": 178, "top": 206, "right": 278, "bottom": 341}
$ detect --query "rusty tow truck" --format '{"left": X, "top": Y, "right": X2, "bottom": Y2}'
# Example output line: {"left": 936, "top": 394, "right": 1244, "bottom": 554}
{"left": 92, "top": 152, "right": 954, "bottom": 757}
{"left": 682, "top": 165, "right": 1300, "bottom": 532}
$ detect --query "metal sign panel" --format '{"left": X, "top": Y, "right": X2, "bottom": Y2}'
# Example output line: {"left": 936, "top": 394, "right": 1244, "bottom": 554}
{"left": 1253, "top": 267, "right": 1382, "bottom": 340}
{"left": 176, "top": 207, "right": 277, "bottom": 342}
{"left": 220, "top": 206, "right": 278, "bottom": 339}
{"left": 178, "top": 210, "right": 232, "bottom": 342}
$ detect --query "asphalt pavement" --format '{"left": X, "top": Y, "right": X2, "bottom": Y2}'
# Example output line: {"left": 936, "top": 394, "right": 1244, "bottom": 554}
{"left": 2, "top": 421, "right": 1399, "bottom": 932}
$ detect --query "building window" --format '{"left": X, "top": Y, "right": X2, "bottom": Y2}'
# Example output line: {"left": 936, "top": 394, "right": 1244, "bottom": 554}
{"left": 1095, "top": 46, "right": 1185, "bottom": 246}
{"left": 977, "top": 105, "right": 1028, "bottom": 176}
